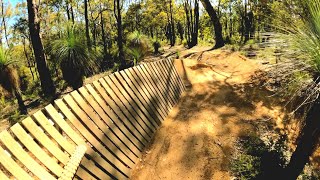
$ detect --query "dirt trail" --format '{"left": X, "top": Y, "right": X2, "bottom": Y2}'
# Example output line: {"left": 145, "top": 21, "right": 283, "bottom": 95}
{"left": 130, "top": 47, "right": 286, "bottom": 179}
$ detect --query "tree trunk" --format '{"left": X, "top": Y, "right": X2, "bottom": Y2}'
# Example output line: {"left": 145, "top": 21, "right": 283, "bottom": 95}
{"left": 14, "top": 89, "right": 27, "bottom": 114}
{"left": 184, "top": 0, "right": 199, "bottom": 48}
{"left": 283, "top": 102, "right": 320, "bottom": 179}
{"left": 169, "top": 0, "right": 175, "bottom": 47}
{"left": 70, "top": 0, "right": 75, "bottom": 23}
{"left": 84, "top": 0, "right": 91, "bottom": 48}
{"left": 114, "top": 0, "right": 126, "bottom": 69}
{"left": 200, "top": 0, "right": 224, "bottom": 48}
{"left": 23, "top": 38, "right": 35, "bottom": 81}
{"left": 27, "top": 0, "right": 55, "bottom": 97}
{"left": 66, "top": 0, "right": 71, "bottom": 21}
{"left": 2, "top": 1, "right": 8, "bottom": 47}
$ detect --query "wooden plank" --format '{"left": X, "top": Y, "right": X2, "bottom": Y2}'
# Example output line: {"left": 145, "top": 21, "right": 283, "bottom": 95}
{"left": 98, "top": 78, "right": 150, "bottom": 144}
{"left": 138, "top": 64, "right": 175, "bottom": 110}
{"left": 156, "top": 60, "right": 181, "bottom": 101}
{"left": 118, "top": 70, "right": 163, "bottom": 125}
{"left": 134, "top": 65, "right": 172, "bottom": 114}
{"left": 0, "top": 169, "right": 9, "bottom": 180}
{"left": 55, "top": 98, "right": 128, "bottom": 179}
{"left": 0, "top": 131, "right": 56, "bottom": 180}
{"left": 0, "top": 146, "right": 33, "bottom": 180}
{"left": 33, "top": 111, "right": 76, "bottom": 154}
{"left": 21, "top": 117, "right": 69, "bottom": 165}
{"left": 155, "top": 60, "right": 181, "bottom": 99}
{"left": 78, "top": 87, "right": 138, "bottom": 163}
{"left": 124, "top": 68, "right": 167, "bottom": 119}
{"left": 171, "top": 59, "right": 187, "bottom": 91}
{"left": 164, "top": 59, "right": 185, "bottom": 92}
{"left": 161, "top": 59, "right": 184, "bottom": 93}
{"left": 46, "top": 103, "right": 112, "bottom": 180}
{"left": 11, "top": 123, "right": 64, "bottom": 177}
{"left": 31, "top": 111, "right": 96, "bottom": 180}
{"left": 92, "top": 81, "right": 145, "bottom": 150}
{"left": 63, "top": 94, "right": 132, "bottom": 176}
{"left": 85, "top": 84, "right": 141, "bottom": 156}
{"left": 143, "top": 62, "right": 177, "bottom": 106}
{"left": 45, "top": 104, "right": 86, "bottom": 146}
{"left": 122, "top": 68, "right": 167, "bottom": 120}
{"left": 131, "top": 66, "right": 170, "bottom": 115}
{"left": 109, "top": 73, "right": 159, "bottom": 129}
{"left": 104, "top": 75, "right": 155, "bottom": 135}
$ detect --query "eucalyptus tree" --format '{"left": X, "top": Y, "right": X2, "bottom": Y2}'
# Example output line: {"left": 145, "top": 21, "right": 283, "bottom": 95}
{"left": 27, "top": 0, "right": 56, "bottom": 97}
{"left": 200, "top": 0, "right": 224, "bottom": 48}
{"left": 184, "top": 0, "right": 199, "bottom": 48}
{"left": 114, "top": 0, "right": 126, "bottom": 69}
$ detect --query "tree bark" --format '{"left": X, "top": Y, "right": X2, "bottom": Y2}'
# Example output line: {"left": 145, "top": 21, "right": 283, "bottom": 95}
{"left": 1, "top": 0, "right": 8, "bottom": 47}
{"left": 114, "top": 0, "right": 126, "bottom": 69}
{"left": 27, "top": 0, "right": 55, "bottom": 97}
{"left": 283, "top": 102, "right": 320, "bottom": 179}
{"left": 169, "top": 0, "right": 175, "bottom": 46}
{"left": 84, "top": 0, "right": 91, "bottom": 48}
{"left": 200, "top": 0, "right": 224, "bottom": 48}
{"left": 184, "top": 0, "right": 199, "bottom": 48}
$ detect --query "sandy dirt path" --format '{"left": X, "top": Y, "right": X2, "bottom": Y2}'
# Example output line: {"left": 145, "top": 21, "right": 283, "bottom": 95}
{"left": 130, "top": 48, "right": 286, "bottom": 179}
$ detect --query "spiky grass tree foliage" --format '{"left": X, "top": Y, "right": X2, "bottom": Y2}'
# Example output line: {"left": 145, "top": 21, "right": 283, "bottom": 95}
{"left": 127, "top": 31, "right": 150, "bottom": 66}
{"left": 52, "top": 26, "right": 97, "bottom": 89}
{"left": 266, "top": 0, "right": 320, "bottom": 178}
{"left": 0, "top": 48, "right": 27, "bottom": 114}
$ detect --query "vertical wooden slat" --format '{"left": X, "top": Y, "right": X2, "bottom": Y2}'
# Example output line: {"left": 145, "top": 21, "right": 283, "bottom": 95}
{"left": 170, "top": 59, "right": 187, "bottom": 91}
{"left": 45, "top": 104, "right": 111, "bottom": 180}
{"left": 130, "top": 66, "right": 170, "bottom": 115}
{"left": 21, "top": 117, "right": 69, "bottom": 165}
{"left": 92, "top": 81, "right": 145, "bottom": 150}
{"left": 137, "top": 64, "right": 175, "bottom": 111}
{"left": 110, "top": 73, "right": 159, "bottom": 129}
{"left": 10, "top": 123, "right": 64, "bottom": 177}
{"left": 98, "top": 78, "right": 150, "bottom": 143}
{"left": 63, "top": 94, "right": 131, "bottom": 177}
{"left": 143, "top": 63, "right": 177, "bottom": 106}
{"left": 124, "top": 68, "right": 167, "bottom": 119}
{"left": 118, "top": 70, "right": 163, "bottom": 124}
{"left": 164, "top": 59, "right": 186, "bottom": 92}
{"left": 0, "top": 146, "right": 33, "bottom": 180}
{"left": 78, "top": 87, "right": 138, "bottom": 163}
{"left": 56, "top": 97, "right": 129, "bottom": 179}
{"left": 85, "top": 84, "right": 142, "bottom": 156}
{"left": 33, "top": 111, "right": 76, "bottom": 153}
{"left": 0, "top": 169, "right": 9, "bottom": 180}
{"left": 0, "top": 131, "right": 56, "bottom": 180}
{"left": 104, "top": 75, "right": 155, "bottom": 135}
{"left": 156, "top": 60, "right": 182, "bottom": 101}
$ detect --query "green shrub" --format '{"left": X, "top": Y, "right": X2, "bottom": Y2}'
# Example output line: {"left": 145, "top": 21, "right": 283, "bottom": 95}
{"left": 231, "top": 154, "right": 261, "bottom": 180}
{"left": 126, "top": 31, "right": 151, "bottom": 66}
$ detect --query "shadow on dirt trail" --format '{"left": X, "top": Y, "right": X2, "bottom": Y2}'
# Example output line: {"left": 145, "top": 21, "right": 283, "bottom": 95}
{"left": 130, "top": 49, "right": 288, "bottom": 180}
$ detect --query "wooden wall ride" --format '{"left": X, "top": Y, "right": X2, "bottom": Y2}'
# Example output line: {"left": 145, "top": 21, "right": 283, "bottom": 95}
{"left": 0, "top": 59, "right": 185, "bottom": 179}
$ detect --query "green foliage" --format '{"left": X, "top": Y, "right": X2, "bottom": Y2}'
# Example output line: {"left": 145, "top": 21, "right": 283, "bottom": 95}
{"left": 230, "top": 134, "right": 288, "bottom": 179}
{"left": 126, "top": 31, "right": 151, "bottom": 66}
{"left": 51, "top": 24, "right": 97, "bottom": 89}
{"left": 231, "top": 154, "right": 261, "bottom": 180}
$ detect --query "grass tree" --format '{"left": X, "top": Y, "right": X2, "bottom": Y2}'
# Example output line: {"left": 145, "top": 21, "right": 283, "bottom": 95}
{"left": 127, "top": 31, "right": 150, "bottom": 66}
{"left": 283, "top": 0, "right": 320, "bottom": 178}
{"left": 0, "top": 48, "right": 27, "bottom": 114}
{"left": 267, "top": 0, "right": 320, "bottom": 178}
{"left": 51, "top": 26, "right": 97, "bottom": 90}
